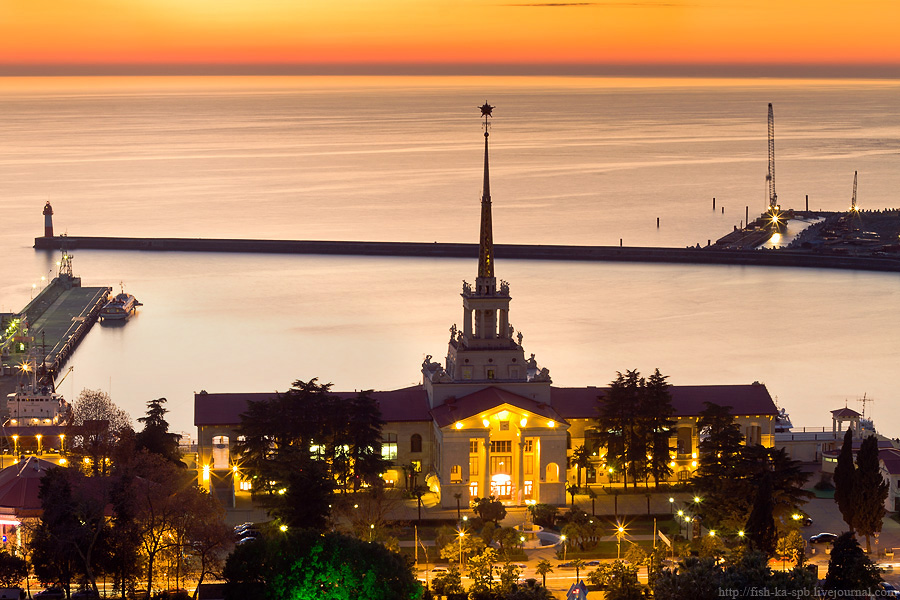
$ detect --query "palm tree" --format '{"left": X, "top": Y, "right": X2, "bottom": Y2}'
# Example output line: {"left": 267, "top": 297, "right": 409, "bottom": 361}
{"left": 535, "top": 559, "right": 554, "bottom": 588}
{"left": 572, "top": 558, "right": 586, "bottom": 582}
{"left": 571, "top": 445, "right": 591, "bottom": 489}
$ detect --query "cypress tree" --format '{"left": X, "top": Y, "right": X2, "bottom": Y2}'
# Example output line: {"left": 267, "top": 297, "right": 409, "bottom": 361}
{"left": 833, "top": 427, "right": 856, "bottom": 532}
{"left": 744, "top": 471, "right": 777, "bottom": 557}
{"left": 854, "top": 434, "right": 889, "bottom": 554}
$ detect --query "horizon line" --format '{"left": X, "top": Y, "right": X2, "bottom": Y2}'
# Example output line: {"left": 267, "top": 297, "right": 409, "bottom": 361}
{"left": 1, "top": 62, "right": 899, "bottom": 79}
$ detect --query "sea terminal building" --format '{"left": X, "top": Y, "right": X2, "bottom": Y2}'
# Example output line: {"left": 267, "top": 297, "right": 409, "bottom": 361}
{"left": 194, "top": 107, "right": 779, "bottom": 509}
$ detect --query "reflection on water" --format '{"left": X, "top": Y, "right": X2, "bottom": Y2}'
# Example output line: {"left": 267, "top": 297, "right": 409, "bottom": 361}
{"left": 0, "top": 77, "right": 898, "bottom": 437}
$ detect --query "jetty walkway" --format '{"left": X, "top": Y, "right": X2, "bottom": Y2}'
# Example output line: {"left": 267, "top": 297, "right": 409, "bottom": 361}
{"left": 34, "top": 235, "right": 900, "bottom": 274}
{"left": 0, "top": 273, "right": 110, "bottom": 390}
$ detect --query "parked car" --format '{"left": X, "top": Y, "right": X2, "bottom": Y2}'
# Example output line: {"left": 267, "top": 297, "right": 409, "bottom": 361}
{"left": 0, "top": 588, "right": 24, "bottom": 600}
{"left": 586, "top": 560, "right": 602, "bottom": 566}
{"left": 33, "top": 589, "right": 65, "bottom": 600}
{"left": 71, "top": 590, "right": 101, "bottom": 600}
{"left": 558, "top": 562, "right": 575, "bottom": 568}
{"left": 431, "top": 566, "right": 449, "bottom": 573}
{"left": 878, "top": 582, "right": 900, "bottom": 598}
{"left": 808, "top": 533, "right": 838, "bottom": 544}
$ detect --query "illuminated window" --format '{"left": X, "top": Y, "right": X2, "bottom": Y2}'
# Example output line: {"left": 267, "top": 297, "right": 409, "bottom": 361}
{"left": 411, "top": 460, "right": 421, "bottom": 472}
{"left": 487, "top": 369, "right": 495, "bottom": 380}
{"left": 524, "top": 455, "right": 533, "bottom": 475}
{"left": 469, "top": 456, "right": 479, "bottom": 477}
{"left": 524, "top": 480, "right": 533, "bottom": 497}
{"left": 490, "top": 456, "right": 511, "bottom": 475}
{"left": 469, "top": 440, "right": 480, "bottom": 454}
{"left": 524, "top": 439, "right": 533, "bottom": 453}
{"left": 239, "top": 480, "right": 252, "bottom": 491}
{"left": 469, "top": 481, "right": 478, "bottom": 498}
{"left": 490, "top": 440, "right": 512, "bottom": 453}
{"left": 382, "top": 434, "right": 398, "bottom": 461}
{"left": 410, "top": 434, "right": 422, "bottom": 453}
{"left": 450, "top": 464, "right": 462, "bottom": 483}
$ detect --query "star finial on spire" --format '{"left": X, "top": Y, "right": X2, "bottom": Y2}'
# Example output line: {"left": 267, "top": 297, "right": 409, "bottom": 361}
{"left": 479, "top": 102, "right": 494, "bottom": 133}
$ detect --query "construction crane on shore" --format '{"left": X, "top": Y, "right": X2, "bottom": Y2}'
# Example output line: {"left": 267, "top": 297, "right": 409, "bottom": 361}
{"left": 764, "top": 103, "right": 787, "bottom": 232}
{"left": 850, "top": 170, "right": 859, "bottom": 212}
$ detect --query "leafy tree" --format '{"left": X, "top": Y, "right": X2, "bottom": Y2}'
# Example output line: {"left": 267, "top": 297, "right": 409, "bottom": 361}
{"left": 643, "top": 369, "right": 676, "bottom": 487}
{"left": 471, "top": 496, "right": 507, "bottom": 526}
{"left": 652, "top": 556, "right": 721, "bottom": 600}
{"left": 570, "top": 445, "right": 590, "bottom": 489}
{"left": 439, "top": 531, "right": 485, "bottom": 565}
{"left": 0, "top": 551, "right": 27, "bottom": 588}
{"left": 234, "top": 379, "right": 387, "bottom": 528}
{"left": 135, "top": 397, "right": 183, "bottom": 465}
{"left": 855, "top": 434, "right": 889, "bottom": 553}
{"left": 31, "top": 466, "right": 108, "bottom": 595}
{"left": 467, "top": 548, "right": 499, "bottom": 595}
{"left": 833, "top": 427, "right": 856, "bottom": 532}
{"left": 741, "top": 445, "right": 812, "bottom": 530}
{"left": 823, "top": 532, "right": 881, "bottom": 592}
{"left": 535, "top": 559, "right": 553, "bottom": 588}
{"left": 775, "top": 530, "right": 806, "bottom": 566}
{"left": 223, "top": 529, "right": 420, "bottom": 600}
{"left": 605, "top": 560, "right": 642, "bottom": 600}
{"left": 496, "top": 560, "right": 522, "bottom": 592}
{"left": 744, "top": 471, "right": 777, "bottom": 557}
{"left": 68, "top": 389, "right": 133, "bottom": 476}
{"left": 430, "top": 565, "right": 464, "bottom": 597}
{"left": 530, "top": 504, "right": 557, "bottom": 528}
{"left": 597, "top": 371, "right": 644, "bottom": 488}
{"left": 693, "top": 403, "right": 746, "bottom": 528}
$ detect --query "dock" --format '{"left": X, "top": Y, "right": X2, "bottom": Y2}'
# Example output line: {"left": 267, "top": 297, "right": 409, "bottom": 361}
{"left": 1, "top": 265, "right": 110, "bottom": 391}
{"left": 34, "top": 234, "right": 900, "bottom": 274}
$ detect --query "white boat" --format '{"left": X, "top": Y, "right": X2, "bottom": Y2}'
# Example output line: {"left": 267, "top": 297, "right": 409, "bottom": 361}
{"left": 4, "top": 363, "right": 69, "bottom": 427}
{"left": 100, "top": 286, "right": 141, "bottom": 321}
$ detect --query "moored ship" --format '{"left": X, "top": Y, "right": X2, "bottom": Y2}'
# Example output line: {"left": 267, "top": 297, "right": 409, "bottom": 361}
{"left": 100, "top": 286, "right": 141, "bottom": 321}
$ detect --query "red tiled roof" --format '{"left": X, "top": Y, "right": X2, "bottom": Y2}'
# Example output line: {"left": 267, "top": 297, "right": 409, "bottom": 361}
{"left": 430, "top": 387, "right": 565, "bottom": 429}
{"left": 551, "top": 383, "right": 779, "bottom": 419}
{"left": 0, "top": 456, "right": 61, "bottom": 515}
{"left": 831, "top": 407, "right": 862, "bottom": 418}
{"left": 194, "top": 385, "right": 431, "bottom": 427}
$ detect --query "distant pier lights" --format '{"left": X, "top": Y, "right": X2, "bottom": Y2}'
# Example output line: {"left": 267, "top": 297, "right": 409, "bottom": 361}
{"left": 43, "top": 201, "right": 54, "bottom": 238}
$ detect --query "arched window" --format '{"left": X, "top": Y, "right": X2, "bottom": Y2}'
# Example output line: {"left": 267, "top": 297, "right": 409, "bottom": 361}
{"left": 546, "top": 463, "right": 559, "bottom": 483}
{"left": 566, "top": 432, "right": 572, "bottom": 450}
{"left": 411, "top": 433, "right": 422, "bottom": 453}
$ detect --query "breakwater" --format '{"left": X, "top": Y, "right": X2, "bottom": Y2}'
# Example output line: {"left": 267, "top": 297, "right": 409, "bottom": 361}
{"left": 34, "top": 236, "right": 900, "bottom": 273}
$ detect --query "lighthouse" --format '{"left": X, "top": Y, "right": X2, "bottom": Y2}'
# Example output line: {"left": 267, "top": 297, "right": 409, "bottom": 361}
{"left": 43, "top": 201, "right": 53, "bottom": 238}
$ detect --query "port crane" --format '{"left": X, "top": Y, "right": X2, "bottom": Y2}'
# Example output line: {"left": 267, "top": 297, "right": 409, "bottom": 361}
{"left": 765, "top": 103, "right": 787, "bottom": 231}
{"left": 850, "top": 170, "right": 859, "bottom": 212}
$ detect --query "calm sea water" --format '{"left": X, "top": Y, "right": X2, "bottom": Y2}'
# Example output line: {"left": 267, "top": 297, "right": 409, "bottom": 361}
{"left": 1, "top": 76, "right": 898, "bottom": 437}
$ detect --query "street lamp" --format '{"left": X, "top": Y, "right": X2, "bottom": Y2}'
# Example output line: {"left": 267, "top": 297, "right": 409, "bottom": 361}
{"left": 11, "top": 436, "right": 18, "bottom": 459}
{"left": 616, "top": 525, "right": 625, "bottom": 560}
{"left": 669, "top": 497, "right": 674, "bottom": 514}
{"left": 369, "top": 523, "right": 375, "bottom": 542}
{"left": 560, "top": 534, "right": 567, "bottom": 561}
{"left": 458, "top": 528, "right": 466, "bottom": 568}
{"left": 59, "top": 434, "right": 65, "bottom": 454}
{"left": 36, "top": 434, "right": 43, "bottom": 455}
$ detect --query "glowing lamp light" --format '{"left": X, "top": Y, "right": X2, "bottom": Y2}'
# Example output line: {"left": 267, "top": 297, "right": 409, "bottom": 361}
{"left": 709, "top": 530, "right": 716, "bottom": 537}
{"left": 520, "top": 417, "right": 527, "bottom": 427}
{"left": 82, "top": 457, "right": 91, "bottom": 465}
{"left": 280, "top": 524, "right": 288, "bottom": 532}
{"left": 691, "top": 452, "right": 697, "bottom": 459}
{"left": 58, "top": 458, "right": 67, "bottom": 465}
{"left": 232, "top": 465, "right": 239, "bottom": 473}
{"left": 482, "top": 419, "right": 490, "bottom": 428}
{"left": 792, "top": 513, "right": 802, "bottom": 521}
{"left": 455, "top": 422, "right": 463, "bottom": 430}
{"left": 669, "top": 461, "right": 676, "bottom": 467}
{"left": 691, "top": 461, "right": 697, "bottom": 467}
{"left": 278, "top": 488, "right": 287, "bottom": 495}
{"left": 738, "top": 530, "right": 745, "bottom": 537}
{"left": 668, "top": 497, "right": 674, "bottom": 503}
{"left": 547, "top": 421, "right": 555, "bottom": 428}
{"left": 677, "top": 510, "right": 684, "bottom": 517}
{"left": 202, "top": 465, "right": 210, "bottom": 481}
{"left": 693, "top": 496, "right": 701, "bottom": 503}
{"left": 498, "top": 410, "right": 509, "bottom": 420}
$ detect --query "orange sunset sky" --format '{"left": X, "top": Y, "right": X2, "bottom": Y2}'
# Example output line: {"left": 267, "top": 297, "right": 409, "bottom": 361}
{"left": 1, "top": 0, "right": 898, "bottom": 74}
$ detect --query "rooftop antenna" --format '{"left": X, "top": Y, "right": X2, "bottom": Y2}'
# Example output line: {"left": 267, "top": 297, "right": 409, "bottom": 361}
{"left": 850, "top": 171, "right": 859, "bottom": 212}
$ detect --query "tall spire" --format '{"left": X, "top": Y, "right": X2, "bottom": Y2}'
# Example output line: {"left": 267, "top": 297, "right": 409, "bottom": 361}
{"left": 478, "top": 102, "right": 494, "bottom": 281}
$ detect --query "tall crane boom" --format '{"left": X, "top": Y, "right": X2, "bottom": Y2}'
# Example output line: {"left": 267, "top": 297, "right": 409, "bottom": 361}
{"left": 766, "top": 103, "right": 777, "bottom": 210}
{"left": 850, "top": 170, "right": 858, "bottom": 211}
